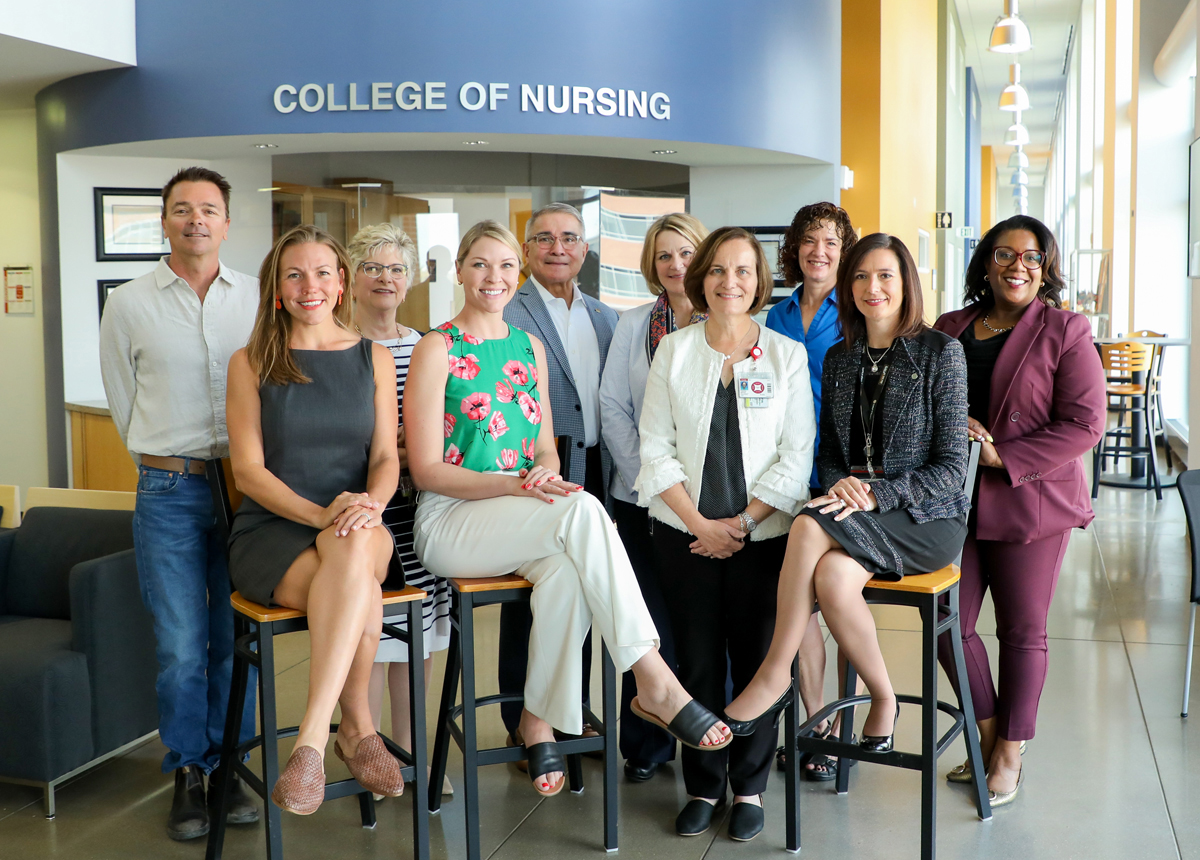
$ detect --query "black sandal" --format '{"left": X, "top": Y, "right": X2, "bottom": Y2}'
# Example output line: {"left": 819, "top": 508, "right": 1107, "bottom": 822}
{"left": 525, "top": 742, "right": 565, "bottom": 797}
{"left": 630, "top": 697, "right": 732, "bottom": 751}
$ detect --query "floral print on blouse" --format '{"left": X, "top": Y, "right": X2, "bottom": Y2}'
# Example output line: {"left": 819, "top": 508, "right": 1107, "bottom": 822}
{"left": 437, "top": 322, "right": 542, "bottom": 473}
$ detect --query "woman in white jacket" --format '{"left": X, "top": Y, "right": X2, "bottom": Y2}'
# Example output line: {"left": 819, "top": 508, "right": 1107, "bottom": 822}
{"left": 636, "top": 226, "right": 816, "bottom": 842}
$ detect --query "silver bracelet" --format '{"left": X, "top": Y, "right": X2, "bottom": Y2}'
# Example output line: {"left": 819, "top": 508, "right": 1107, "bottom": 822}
{"left": 737, "top": 511, "right": 758, "bottom": 533}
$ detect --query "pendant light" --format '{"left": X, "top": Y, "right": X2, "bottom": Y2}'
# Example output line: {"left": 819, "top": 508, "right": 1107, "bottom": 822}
{"left": 1011, "top": 168, "right": 1030, "bottom": 186}
{"left": 1008, "top": 148, "right": 1030, "bottom": 168}
{"left": 1012, "top": 184, "right": 1029, "bottom": 199}
{"left": 999, "top": 63, "right": 1030, "bottom": 111}
{"left": 1004, "top": 112, "right": 1030, "bottom": 146}
{"left": 990, "top": 0, "right": 1033, "bottom": 53}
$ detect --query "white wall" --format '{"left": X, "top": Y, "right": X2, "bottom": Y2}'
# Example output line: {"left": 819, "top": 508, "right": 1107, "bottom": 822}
{"left": 689, "top": 165, "right": 838, "bottom": 229}
{"left": 0, "top": 108, "right": 48, "bottom": 495}
{"left": 0, "top": 0, "right": 136, "bottom": 64}
{"left": 56, "top": 153, "right": 272, "bottom": 403}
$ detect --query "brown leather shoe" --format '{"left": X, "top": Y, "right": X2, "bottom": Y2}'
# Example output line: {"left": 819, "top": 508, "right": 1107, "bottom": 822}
{"left": 334, "top": 735, "right": 404, "bottom": 797}
{"left": 271, "top": 746, "right": 325, "bottom": 815}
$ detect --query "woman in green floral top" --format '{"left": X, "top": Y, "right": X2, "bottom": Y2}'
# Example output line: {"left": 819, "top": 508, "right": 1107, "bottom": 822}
{"left": 406, "top": 220, "right": 731, "bottom": 798}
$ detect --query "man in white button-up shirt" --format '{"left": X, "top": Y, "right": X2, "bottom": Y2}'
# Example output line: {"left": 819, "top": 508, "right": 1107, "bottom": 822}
{"left": 99, "top": 167, "right": 259, "bottom": 840}
{"left": 500, "top": 202, "right": 618, "bottom": 748}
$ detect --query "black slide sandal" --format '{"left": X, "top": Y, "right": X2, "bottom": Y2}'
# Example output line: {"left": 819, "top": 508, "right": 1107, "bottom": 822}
{"left": 525, "top": 742, "right": 566, "bottom": 797}
{"left": 630, "top": 698, "right": 732, "bottom": 751}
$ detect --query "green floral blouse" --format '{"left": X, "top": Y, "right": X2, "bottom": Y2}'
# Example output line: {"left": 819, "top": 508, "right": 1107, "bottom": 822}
{"left": 436, "top": 322, "right": 542, "bottom": 473}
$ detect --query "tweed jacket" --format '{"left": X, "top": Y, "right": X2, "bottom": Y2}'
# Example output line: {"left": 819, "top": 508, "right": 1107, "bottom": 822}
{"left": 503, "top": 278, "right": 618, "bottom": 492}
{"left": 635, "top": 323, "right": 816, "bottom": 540}
{"left": 935, "top": 302, "right": 1106, "bottom": 542}
{"left": 819, "top": 328, "right": 970, "bottom": 521}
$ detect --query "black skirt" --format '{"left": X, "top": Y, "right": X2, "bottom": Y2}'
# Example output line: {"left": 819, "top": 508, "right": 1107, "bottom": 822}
{"left": 801, "top": 506, "right": 967, "bottom": 580}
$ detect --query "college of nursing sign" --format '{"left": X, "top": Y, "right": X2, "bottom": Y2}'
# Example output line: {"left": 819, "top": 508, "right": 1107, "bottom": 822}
{"left": 272, "top": 81, "right": 671, "bottom": 120}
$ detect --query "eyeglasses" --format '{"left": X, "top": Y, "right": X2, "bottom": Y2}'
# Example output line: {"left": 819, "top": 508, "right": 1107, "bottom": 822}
{"left": 360, "top": 262, "right": 409, "bottom": 279}
{"left": 993, "top": 247, "right": 1044, "bottom": 269}
{"left": 530, "top": 232, "right": 582, "bottom": 249}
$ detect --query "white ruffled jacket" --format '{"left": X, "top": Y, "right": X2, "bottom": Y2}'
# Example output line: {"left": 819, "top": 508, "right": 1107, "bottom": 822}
{"left": 634, "top": 323, "right": 817, "bottom": 540}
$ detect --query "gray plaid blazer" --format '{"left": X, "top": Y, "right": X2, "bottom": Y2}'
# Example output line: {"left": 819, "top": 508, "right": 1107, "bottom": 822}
{"left": 503, "top": 279, "right": 618, "bottom": 494}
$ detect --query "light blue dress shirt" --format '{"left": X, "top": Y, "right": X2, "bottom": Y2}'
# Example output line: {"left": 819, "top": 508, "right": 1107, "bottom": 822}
{"left": 765, "top": 285, "right": 842, "bottom": 488}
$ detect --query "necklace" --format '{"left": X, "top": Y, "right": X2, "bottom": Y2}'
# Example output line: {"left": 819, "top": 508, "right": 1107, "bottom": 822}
{"left": 355, "top": 321, "right": 404, "bottom": 341}
{"left": 857, "top": 363, "right": 891, "bottom": 479}
{"left": 864, "top": 342, "right": 894, "bottom": 373}
{"left": 704, "top": 320, "right": 757, "bottom": 360}
{"left": 981, "top": 313, "right": 1014, "bottom": 334}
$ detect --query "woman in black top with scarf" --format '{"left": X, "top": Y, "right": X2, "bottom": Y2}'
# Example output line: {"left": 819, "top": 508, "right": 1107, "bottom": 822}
{"left": 723, "top": 233, "right": 969, "bottom": 752}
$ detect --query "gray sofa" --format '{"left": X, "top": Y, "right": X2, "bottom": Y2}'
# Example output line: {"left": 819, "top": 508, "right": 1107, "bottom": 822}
{"left": 0, "top": 506, "right": 158, "bottom": 817}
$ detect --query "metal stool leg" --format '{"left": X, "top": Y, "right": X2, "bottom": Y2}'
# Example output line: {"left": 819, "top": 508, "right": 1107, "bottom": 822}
{"left": 206, "top": 613, "right": 251, "bottom": 860}
{"left": 945, "top": 588, "right": 991, "bottom": 820}
{"left": 602, "top": 643, "right": 618, "bottom": 852}
{"left": 835, "top": 660, "right": 857, "bottom": 795}
{"left": 1184, "top": 603, "right": 1197, "bottom": 718}
{"left": 459, "top": 592, "right": 482, "bottom": 860}
{"left": 405, "top": 599, "right": 431, "bottom": 860}
{"left": 920, "top": 598, "right": 938, "bottom": 860}
{"left": 429, "top": 613, "right": 462, "bottom": 814}
{"left": 784, "top": 653, "right": 801, "bottom": 853}
{"left": 258, "top": 622, "right": 284, "bottom": 860}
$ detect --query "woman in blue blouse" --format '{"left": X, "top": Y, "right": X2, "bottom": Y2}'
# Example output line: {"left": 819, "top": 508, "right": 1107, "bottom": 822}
{"left": 764, "top": 201, "right": 858, "bottom": 780}
{"left": 600, "top": 212, "right": 707, "bottom": 783}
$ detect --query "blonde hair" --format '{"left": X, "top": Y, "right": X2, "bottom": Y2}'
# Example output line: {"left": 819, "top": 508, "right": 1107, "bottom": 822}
{"left": 639, "top": 212, "right": 708, "bottom": 295}
{"left": 247, "top": 225, "right": 353, "bottom": 385}
{"left": 455, "top": 220, "right": 522, "bottom": 267}
{"left": 347, "top": 222, "right": 418, "bottom": 279}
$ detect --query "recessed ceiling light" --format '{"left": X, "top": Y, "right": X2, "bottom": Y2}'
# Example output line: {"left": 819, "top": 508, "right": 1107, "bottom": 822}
{"left": 252, "top": 143, "right": 278, "bottom": 149}
{"left": 651, "top": 149, "right": 677, "bottom": 155}
{"left": 462, "top": 140, "right": 489, "bottom": 145}
{"left": 257, "top": 187, "right": 282, "bottom": 192}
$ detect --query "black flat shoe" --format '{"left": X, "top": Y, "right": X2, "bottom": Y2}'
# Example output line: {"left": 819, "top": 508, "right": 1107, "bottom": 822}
{"left": 167, "top": 766, "right": 209, "bottom": 841}
{"left": 525, "top": 742, "right": 566, "bottom": 797}
{"left": 859, "top": 702, "right": 901, "bottom": 754}
{"left": 676, "top": 797, "right": 725, "bottom": 837}
{"left": 728, "top": 797, "right": 765, "bottom": 842}
{"left": 723, "top": 689, "right": 791, "bottom": 737}
{"left": 208, "top": 765, "right": 260, "bottom": 825}
{"left": 624, "top": 759, "right": 661, "bottom": 783}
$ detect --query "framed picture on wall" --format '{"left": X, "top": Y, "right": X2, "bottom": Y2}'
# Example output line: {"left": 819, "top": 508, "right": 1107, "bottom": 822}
{"left": 97, "top": 279, "right": 130, "bottom": 319}
{"left": 94, "top": 187, "right": 169, "bottom": 262}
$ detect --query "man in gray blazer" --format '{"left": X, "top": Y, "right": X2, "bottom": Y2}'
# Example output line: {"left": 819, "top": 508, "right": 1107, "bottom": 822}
{"left": 499, "top": 201, "right": 618, "bottom": 743}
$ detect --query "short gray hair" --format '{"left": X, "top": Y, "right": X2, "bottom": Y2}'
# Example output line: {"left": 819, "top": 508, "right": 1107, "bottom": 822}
{"left": 525, "top": 202, "right": 585, "bottom": 241}
{"left": 347, "top": 222, "right": 418, "bottom": 278}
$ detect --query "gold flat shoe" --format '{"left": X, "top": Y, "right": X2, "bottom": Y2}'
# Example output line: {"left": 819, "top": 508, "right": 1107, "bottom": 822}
{"left": 946, "top": 740, "right": 1026, "bottom": 783}
{"left": 987, "top": 765, "right": 1024, "bottom": 808}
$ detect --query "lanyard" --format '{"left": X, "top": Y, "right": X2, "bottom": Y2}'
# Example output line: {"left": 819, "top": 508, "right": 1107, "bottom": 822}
{"left": 857, "top": 363, "right": 890, "bottom": 479}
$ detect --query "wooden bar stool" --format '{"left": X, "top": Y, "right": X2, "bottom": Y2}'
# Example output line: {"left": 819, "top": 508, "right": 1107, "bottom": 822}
{"left": 781, "top": 443, "right": 991, "bottom": 860}
{"left": 425, "top": 437, "right": 619, "bottom": 860}
{"left": 1092, "top": 340, "right": 1162, "bottom": 500}
{"left": 203, "top": 460, "right": 430, "bottom": 860}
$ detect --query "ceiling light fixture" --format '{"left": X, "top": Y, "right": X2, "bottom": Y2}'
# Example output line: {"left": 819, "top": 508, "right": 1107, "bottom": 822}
{"left": 1008, "top": 148, "right": 1030, "bottom": 168}
{"left": 257, "top": 187, "right": 281, "bottom": 192}
{"left": 989, "top": 0, "right": 1033, "bottom": 53}
{"left": 651, "top": 149, "right": 677, "bottom": 155}
{"left": 1011, "top": 169, "right": 1029, "bottom": 185}
{"left": 252, "top": 143, "right": 278, "bottom": 149}
{"left": 1012, "top": 184, "right": 1030, "bottom": 199}
{"left": 999, "top": 63, "right": 1030, "bottom": 111}
{"left": 1004, "top": 113, "right": 1030, "bottom": 146}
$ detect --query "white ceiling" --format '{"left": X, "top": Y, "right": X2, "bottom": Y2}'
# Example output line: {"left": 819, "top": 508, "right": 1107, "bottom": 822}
{"left": 956, "top": 0, "right": 1083, "bottom": 186}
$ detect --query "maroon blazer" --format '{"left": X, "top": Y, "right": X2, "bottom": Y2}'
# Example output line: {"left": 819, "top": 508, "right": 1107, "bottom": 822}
{"left": 934, "top": 302, "right": 1106, "bottom": 543}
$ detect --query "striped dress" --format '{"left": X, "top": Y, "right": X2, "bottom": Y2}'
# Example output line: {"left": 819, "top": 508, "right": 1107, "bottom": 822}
{"left": 375, "top": 328, "right": 451, "bottom": 661}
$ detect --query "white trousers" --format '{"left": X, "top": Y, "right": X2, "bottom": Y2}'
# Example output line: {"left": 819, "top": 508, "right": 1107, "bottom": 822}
{"left": 414, "top": 489, "right": 658, "bottom": 734}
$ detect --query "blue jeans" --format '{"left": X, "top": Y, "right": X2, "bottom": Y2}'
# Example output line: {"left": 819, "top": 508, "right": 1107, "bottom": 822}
{"left": 132, "top": 465, "right": 256, "bottom": 773}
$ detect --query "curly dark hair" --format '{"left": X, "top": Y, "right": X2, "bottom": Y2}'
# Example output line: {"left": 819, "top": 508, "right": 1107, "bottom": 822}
{"left": 964, "top": 215, "right": 1064, "bottom": 309}
{"left": 778, "top": 202, "right": 857, "bottom": 287}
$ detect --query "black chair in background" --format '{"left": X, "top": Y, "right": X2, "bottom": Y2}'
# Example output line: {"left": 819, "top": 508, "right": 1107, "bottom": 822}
{"left": 1178, "top": 470, "right": 1200, "bottom": 718}
{"left": 204, "top": 460, "right": 430, "bottom": 860}
{"left": 0, "top": 506, "right": 157, "bottom": 818}
{"left": 781, "top": 441, "right": 990, "bottom": 860}
{"left": 426, "top": 436, "right": 619, "bottom": 860}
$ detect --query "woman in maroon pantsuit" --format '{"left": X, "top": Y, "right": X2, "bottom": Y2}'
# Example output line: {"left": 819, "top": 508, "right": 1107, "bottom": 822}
{"left": 934, "top": 215, "right": 1105, "bottom": 807}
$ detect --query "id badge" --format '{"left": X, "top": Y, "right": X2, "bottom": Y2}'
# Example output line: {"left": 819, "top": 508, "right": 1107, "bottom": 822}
{"left": 738, "top": 372, "right": 774, "bottom": 408}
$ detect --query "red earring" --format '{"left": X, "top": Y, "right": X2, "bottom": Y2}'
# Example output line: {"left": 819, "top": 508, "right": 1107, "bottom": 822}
{"left": 275, "top": 296, "right": 282, "bottom": 309}
{"left": 337, "top": 290, "right": 343, "bottom": 306}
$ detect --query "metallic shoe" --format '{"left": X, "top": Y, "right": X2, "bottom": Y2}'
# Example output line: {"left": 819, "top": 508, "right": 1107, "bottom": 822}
{"left": 946, "top": 740, "right": 1026, "bottom": 783}
{"left": 987, "top": 765, "right": 1024, "bottom": 808}
{"left": 271, "top": 746, "right": 325, "bottom": 816}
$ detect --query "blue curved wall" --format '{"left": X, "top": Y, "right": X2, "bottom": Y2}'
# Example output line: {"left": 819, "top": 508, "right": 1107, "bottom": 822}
{"left": 38, "top": 0, "right": 839, "bottom": 162}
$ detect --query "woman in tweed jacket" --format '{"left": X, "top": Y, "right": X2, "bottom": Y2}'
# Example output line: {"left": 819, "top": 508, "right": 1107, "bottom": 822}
{"left": 724, "top": 233, "right": 969, "bottom": 752}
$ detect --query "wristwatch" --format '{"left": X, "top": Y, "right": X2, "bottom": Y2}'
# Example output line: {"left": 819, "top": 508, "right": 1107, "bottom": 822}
{"left": 737, "top": 511, "right": 758, "bottom": 533}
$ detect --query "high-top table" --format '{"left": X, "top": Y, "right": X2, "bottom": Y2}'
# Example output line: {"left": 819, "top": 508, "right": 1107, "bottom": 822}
{"left": 1093, "top": 337, "right": 1188, "bottom": 489}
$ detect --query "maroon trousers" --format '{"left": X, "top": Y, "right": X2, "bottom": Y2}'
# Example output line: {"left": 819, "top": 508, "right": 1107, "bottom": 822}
{"left": 938, "top": 528, "right": 1071, "bottom": 741}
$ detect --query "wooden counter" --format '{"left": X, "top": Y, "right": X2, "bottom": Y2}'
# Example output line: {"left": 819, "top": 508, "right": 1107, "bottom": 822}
{"left": 66, "top": 401, "right": 138, "bottom": 492}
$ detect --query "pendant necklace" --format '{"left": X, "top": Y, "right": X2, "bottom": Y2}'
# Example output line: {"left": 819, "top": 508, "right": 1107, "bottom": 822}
{"left": 865, "top": 342, "right": 894, "bottom": 373}
{"left": 858, "top": 362, "right": 891, "bottom": 479}
{"left": 355, "top": 321, "right": 404, "bottom": 340}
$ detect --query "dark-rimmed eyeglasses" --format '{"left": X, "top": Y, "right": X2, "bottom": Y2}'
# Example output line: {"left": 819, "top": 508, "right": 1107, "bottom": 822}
{"left": 360, "top": 262, "right": 409, "bottom": 279}
{"left": 530, "top": 232, "right": 582, "bottom": 249}
{"left": 993, "top": 247, "right": 1044, "bottom": 269}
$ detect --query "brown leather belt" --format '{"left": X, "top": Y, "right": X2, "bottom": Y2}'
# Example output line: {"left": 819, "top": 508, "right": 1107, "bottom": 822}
{"left": 141, "top": 455, "right": 207, "bottom": 475}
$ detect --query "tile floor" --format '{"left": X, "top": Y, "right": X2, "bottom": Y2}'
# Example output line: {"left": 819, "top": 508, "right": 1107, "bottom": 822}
{"left": 1, "top": 478, "right": 1196, "bottom": 860}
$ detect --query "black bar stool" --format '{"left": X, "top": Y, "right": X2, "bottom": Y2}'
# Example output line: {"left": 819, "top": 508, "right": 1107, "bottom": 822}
{"left": 425, "top": 437, "right": 619, "bottom": 860}
{"left": 203, "top": 459, "right": 430, "bottom": 860}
